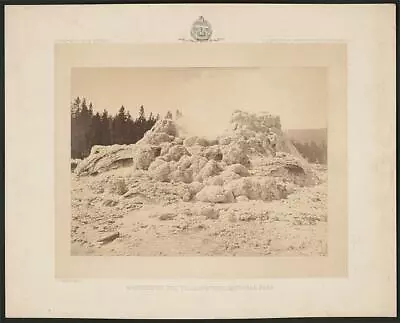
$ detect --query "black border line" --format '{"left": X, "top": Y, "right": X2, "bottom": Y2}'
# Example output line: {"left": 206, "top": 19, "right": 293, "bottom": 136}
{"left": 0, "top": 0, "right": 398, "bottom": 5}
{"left": 1, "top": 0, "right": 398, "bottom": 321}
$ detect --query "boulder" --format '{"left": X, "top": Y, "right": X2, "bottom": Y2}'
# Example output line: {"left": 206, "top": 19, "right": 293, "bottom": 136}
{"left": 169, "top": 168, "right": 193, "bottom": 184}
{"left": 220, "top": 170, "right": 242, "bottom": 183}
{"left": 186, "top": 144, "right": 207, "bottom": 157}
{"left": 189, "top": 156, "right": 209, "bottom": 178}
{"left": 221, "top": 142, "right": 250, "bottom": 167}
{"left": 195, "top": 160, "right": 221, "bottom": 183}
{"left": 168, "top": 161, "right": 178, "bottom": 173}
{"left": 74, "top": 144, "right": 136, "bottom": 176}
{"left": 224, "top": 177, "right": 288, "bottom": 201}
{"left": 224, "top": 177, "right": 254, "bottom": 199}
{"left": 148, "top": 159, "right": 171, "bottom": 182}
{"left": 148, "top": 157, "right": 165, "bottom": 171}
{"left": 257, "top": 177, "right": 287, "bottom": 201}
{"left": 97, "top": 232, "right": 120, "bottom": 243}
{"left": 252, "top": 155, "right": 316, "bottom": 186}
{"left": 160, "top": 142, "right": 174, "bottom": 156}
{"left": 133, "top": 145, "right": 161, "bottom": 170}
{"left": 188, "top": 181, "right": 205, "bottom": 195}
{"left": 205, "top": 175, "right": 224, "bottom": 186}
{"left": 226, "top": 163, "right": 250, "bottom": 177}
{"left": 195, "top": 185, "right": 235, "bottom": 203}
{"left": 182, "top": 191, "right": 192, "bottom": 202}
{"left": 203, "top": 146, "right": 223, "bottom": 161}
{"left": 196, "top": 206, "right": 220, "bottom": 219}
{"left": 177, "top": 155, "right": 192, "bottom": 170}
{"left": 163, "top": 145, "right": 190, "bottom": 162}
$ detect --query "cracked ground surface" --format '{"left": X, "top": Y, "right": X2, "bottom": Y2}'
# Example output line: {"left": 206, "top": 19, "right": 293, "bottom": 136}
{"left": 70, "top": 165, "right": 327, "bottom": 257}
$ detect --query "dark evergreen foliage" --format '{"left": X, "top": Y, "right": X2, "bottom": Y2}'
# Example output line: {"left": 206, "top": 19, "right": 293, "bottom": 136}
{"left": 71, "top": 97, "right": 158, "bottom": 159}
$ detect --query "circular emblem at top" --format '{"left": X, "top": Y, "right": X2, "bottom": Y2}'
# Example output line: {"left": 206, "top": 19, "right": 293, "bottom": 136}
{"left": 190, "top": 16, "right": 213, "bottom": 42}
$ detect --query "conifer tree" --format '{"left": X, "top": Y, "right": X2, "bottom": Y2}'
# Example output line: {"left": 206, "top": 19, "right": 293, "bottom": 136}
{"left": 165, "top": 110, "right": 173, "bottom": 119}
{"left": 71, "top": 99, "right": 160, "bottom": 158}
{"left": 90, "top": 112, "right": 102, "bottom": 146}
{"left": 175, "top": 109, "right": 183, "bottom": 119}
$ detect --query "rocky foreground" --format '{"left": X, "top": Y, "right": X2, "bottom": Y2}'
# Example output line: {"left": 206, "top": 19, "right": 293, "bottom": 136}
{"left": 71, "top": 110, "right": 328, "bottom": 256}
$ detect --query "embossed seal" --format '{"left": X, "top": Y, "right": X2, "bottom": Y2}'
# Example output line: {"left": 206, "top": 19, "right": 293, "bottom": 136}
{"left": 190, "top": 16, "right": 213, "bottom": 42}
{"left": 179, "top": 16, "right": 223, "bottom": 43}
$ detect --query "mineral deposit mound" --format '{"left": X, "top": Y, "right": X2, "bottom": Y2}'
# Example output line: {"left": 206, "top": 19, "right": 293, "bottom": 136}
{"left": 71, "top": 110, "right": 328, "bottom": 256}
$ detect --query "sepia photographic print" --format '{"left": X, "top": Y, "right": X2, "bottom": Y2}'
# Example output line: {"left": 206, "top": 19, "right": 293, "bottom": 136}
{"left": 69, "top": 66, "right": 329, "bottom": 257}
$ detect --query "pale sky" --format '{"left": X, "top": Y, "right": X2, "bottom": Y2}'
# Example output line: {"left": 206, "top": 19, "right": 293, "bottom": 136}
{"left": 71, "top": 67, "right": 327, "bottom": 132}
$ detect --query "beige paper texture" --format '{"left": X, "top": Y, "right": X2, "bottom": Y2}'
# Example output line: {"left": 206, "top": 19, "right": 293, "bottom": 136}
{"left": 5, "top": 4, "right": 396, "bottom": 318}
{"left": 56, "top": 43, "right": 347, "bottom": 279}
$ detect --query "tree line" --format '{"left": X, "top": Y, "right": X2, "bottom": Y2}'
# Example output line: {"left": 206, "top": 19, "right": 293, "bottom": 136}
{"left": 292, "top": 140, "right": 327, "bottom": 164}
{"left": 71, "top": 97, "right": 175, "bottom": 159}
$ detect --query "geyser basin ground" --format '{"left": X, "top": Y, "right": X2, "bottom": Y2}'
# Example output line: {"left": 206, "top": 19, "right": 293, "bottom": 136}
{"left": 71, "top": 110, "right": 328, "bottom": 256}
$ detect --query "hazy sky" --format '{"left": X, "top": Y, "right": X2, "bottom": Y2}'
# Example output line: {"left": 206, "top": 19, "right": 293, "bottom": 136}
{"left": 71, "top": 67, "right": 327, "bottom": 131}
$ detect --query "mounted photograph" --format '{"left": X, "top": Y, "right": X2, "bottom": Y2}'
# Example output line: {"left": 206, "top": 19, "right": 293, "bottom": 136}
{"left": 6, "top": 4, "right": 396, "bottom": 318}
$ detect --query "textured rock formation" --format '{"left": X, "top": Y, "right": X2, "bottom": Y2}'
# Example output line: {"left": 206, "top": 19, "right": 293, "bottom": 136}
{"left": 74, "top": 144, "right": 136, "bottom": 176}
{"left": 73, "top": 109, "right": 316, "bottom": 203}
